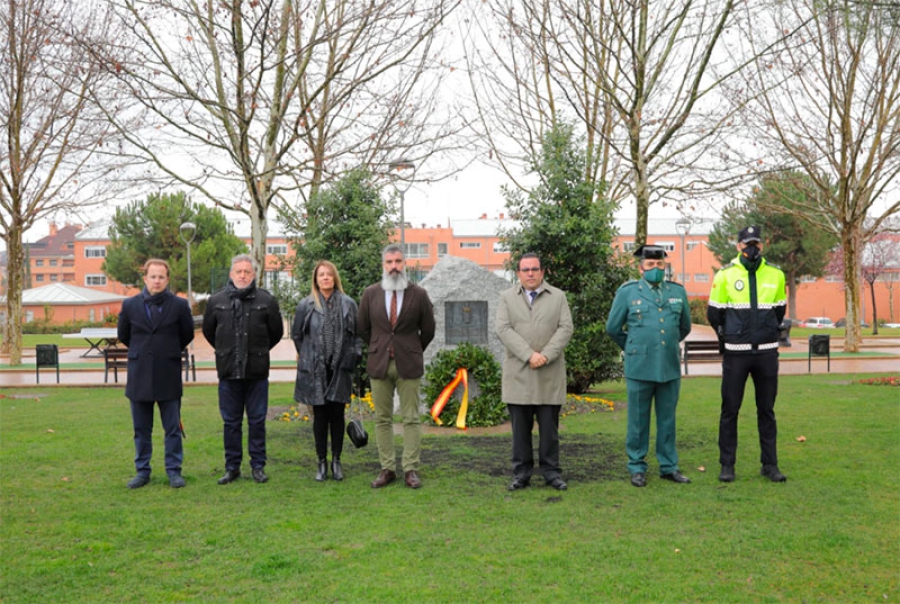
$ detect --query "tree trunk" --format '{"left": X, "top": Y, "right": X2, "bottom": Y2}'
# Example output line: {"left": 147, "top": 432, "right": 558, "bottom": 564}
{"left": 2, "top": 225, "right": 25, "bottom": 365}
{"left": 632, "top": 144, "right": 649, "bottom": 248}
{"left": 250, "top": 201, "right": 269, "bottom": 287}
{"left": 841, "top": 224, "right": 862, "bottom": 352}
{"left": 786, "top": 270, "right": 798, "bottom": 319}
{"left": 869, "top": 279, "right": 879, "bottom": 336}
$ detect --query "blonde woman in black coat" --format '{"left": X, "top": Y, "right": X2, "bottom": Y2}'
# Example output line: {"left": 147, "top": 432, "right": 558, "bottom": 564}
{"left": 292, "top": 261, "right": 361, "bottom": 481}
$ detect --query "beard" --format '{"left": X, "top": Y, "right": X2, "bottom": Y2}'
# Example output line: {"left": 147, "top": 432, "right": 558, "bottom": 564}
{"left": 381, "top": 268, "right": 409, "bottom": 292}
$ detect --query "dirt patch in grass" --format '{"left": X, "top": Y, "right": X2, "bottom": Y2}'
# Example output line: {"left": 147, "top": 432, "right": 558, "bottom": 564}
{"left": 420, "top": 433, "right": 626, "bottom": 483}
{"left": 270, "top": 402, "right": 708, "bottom": 484}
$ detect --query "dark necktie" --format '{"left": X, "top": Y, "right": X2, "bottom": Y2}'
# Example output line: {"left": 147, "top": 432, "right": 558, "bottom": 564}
{"left": 529, "top": 291, "right": 537, "bottom": 305}
{"left": 390, "top": 291, "right": 398, "bottom": 327}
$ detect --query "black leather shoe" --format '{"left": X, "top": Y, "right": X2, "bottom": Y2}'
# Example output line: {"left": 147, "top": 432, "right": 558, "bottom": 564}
{"left": 371, "top": 469, "right": 396, "bottom": 488}
{"left": 719, "top": 465, "right": 736, "bottom": 482}
{"left": 168, "top": 474, "right": 186, "bottom": 488}
{"left": 315, "top": 460, "right": 327, "bottom": 482}
{"left": 761, "top": 465, "right": 787, "bottom": 482}
{"left": 547, "top": 477, "right": 567, "bottom": 491}
{"left": 331, "top": 459, "right": 344, "bottom": 481}
{"left": 630, "top": 472, "right": 647, "bottom": 487}
{"left": 127, "top": 475, "right": 150, "bottom": 489}
{"left": 252, "top": 468, "right": 268, "bottom": 483}
{"left": 661, "top": 471, "right": 691, "bottom": 484}
{"left": 508, "top": 478, "right": 530, "bottom": 491}
{"left": 217, "top": 469, "right": 241, "bottom": 485}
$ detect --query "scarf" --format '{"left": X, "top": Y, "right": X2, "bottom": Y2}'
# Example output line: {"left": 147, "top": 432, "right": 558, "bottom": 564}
{"left": 142, "top": 288, "right": 173, "bottom": 325}
{"left": 319, "top": 292, "right": 345, "bottom": 376}
{"left": 225, "top": 279, "right": 256, "bottom": 331}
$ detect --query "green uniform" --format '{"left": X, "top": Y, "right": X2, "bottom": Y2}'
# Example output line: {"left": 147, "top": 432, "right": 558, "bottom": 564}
{"left": 606, "top": 278, "right": 692, "bottom": 475}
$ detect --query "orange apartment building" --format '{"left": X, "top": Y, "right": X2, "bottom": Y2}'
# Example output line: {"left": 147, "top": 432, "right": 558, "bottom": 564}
{"left": 24, "top": 223, "right": 82, "bottom": 289}
{"left": 4, "top": 215, "right": 898, "bottom": 326}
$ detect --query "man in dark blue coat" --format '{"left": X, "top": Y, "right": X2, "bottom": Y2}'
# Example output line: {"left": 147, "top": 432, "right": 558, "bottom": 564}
{"left": 117, "top": 259, "right": 194, "bottom": 489}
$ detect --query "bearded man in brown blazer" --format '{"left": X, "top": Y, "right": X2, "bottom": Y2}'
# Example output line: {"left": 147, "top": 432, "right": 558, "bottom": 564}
{"left": 358, "top": 244, "right": 436, "bottom": 489}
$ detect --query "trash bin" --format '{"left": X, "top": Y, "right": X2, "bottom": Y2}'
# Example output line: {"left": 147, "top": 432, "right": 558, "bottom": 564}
{"left": 36, "top": 344, "right": 60, "bottom": 383}
{"left": 808, "top": 334, "right": 830, "bottom": 372}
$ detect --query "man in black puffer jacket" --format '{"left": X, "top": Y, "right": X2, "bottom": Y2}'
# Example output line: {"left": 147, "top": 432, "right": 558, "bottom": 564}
{"left": 203, "top": 254, "right": 283, "bottom": 485}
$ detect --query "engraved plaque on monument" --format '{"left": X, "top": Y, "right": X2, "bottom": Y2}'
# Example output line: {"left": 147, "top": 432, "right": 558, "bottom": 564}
{"left": 444, "top": 301, "right": 488, "bottom": 345}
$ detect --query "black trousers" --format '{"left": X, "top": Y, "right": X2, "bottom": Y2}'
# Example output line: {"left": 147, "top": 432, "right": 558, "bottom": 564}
{"left": 508, "top": 404, "right": 561, "bottom": 482}
{"left": 312, "top": 402, "right": 345, "bottom": 460}
{"left": 718, "top": 351, "right": 779, "bottom": 467}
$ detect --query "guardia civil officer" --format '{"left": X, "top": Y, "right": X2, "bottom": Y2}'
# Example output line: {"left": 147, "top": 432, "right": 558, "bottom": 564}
{"left": 606, "top": 245, "right": 692, "bottom": 488}
{"left": 707, "top": 226, "right": 787, "bottom": 483}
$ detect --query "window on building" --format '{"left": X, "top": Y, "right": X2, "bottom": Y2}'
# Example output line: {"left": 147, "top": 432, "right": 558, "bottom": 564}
{"left": 459, "top": 242, "right": 481, "bottom": 249}
{"left": 686, "top": 242, "right": 700, "bottom": 252}
{"left": 50, "top": 259, "right": 58, "bottom": 266}
{"left": 676, "top": 273, "right": 690, "bottom": 282}
{"left": 694, "top": 273, "right": 710, "bottom": 283}
{"left": 653, "top": 241, "right": 676, "bottom": 252}
{"left": 825, "top": 275, "right": 843, "bottom": 282}
{"left": 35, "top": 274, "right": 45, "bottom": 282}
{"left": 89, "top": 309, "right": 96, "bottom": 322}
{"left": 266, "top": 244, "right": 288, "bottom": 255}
{"left": 85, "top": 246, "right": 107, "bottom": 258}
{"left": 622, "top": 242, "right": 636, "bottom": 253}
{"left": 799, "top": 276, "right": 817, "bottom": 283}
{"left": 405, "top": 243, "right": 429, "bottom": 258}
{"left": 25, "top": 311, "right": 34, "bottom": 323}
{"left": 63, "top": 274, "right": 75, "bottom": 282}
{"left": 63, "top": 259, "right": 74, "bottom": 267}
{"left": 85, "top": 274, "right": 107, "bottom": 286}
{"left": 492, "top": 241, "right": 509, "bottom": 253}
{"left": 35, "top": 259, "right": 44, "bottom": 267}
{"left": 50, "top": 274, "right": 58, "bottom": 281}
{"left": 438, "top": 243, "right": 448, "bottom": 257}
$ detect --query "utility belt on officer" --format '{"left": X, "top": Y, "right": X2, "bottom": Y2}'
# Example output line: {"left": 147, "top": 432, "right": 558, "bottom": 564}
{"left": 724, "top": 342, "right": 779, "bottom": 352}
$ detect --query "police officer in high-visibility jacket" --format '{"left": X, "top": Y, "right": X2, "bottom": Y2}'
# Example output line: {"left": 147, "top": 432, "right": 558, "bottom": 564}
{"left": 707, "top": 226, "right": 787, "bottom": 483}
{"left": 607, "top": 245, "right": 692, "bottom": 488}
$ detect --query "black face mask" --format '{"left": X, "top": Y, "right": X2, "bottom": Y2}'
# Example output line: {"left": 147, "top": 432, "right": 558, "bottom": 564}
{"left": 741, "top": 245, "right": 761, "bottom": 262}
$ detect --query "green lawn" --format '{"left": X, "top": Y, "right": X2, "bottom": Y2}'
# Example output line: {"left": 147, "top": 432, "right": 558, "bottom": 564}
{"left": 1, "top": 375, "right": 898, "bottom": 603}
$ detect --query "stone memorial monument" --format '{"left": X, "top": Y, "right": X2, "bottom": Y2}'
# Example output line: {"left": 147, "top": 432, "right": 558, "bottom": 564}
{"left": 419, "top": 255, "right": 512, "bottom": 369}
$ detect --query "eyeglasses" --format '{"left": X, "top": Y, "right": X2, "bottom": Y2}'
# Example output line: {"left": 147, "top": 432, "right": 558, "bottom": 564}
{"left": 519, "top": 267, "right": 542, "bottom": 273}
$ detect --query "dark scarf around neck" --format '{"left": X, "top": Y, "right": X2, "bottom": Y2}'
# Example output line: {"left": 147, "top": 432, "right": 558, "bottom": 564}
{"left": 225, "top": 279, "right": 257, "bottom": 330}
{"left": 142, "top": 287, "right": 174, "bottom": 306}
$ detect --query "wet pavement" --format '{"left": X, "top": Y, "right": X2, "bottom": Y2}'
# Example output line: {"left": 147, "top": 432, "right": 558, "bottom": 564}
{"left": 2, "top": 325, "right": 898, "bottom": 388}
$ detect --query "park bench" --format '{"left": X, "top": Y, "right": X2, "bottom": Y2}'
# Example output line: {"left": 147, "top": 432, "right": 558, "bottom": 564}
{"left": 682, "top": 340, "right": 723, "bottom": 375}
{"left": 104, "top": 348, "right": 196, "bottom": 384}
{"left": 104, "top": 348, "right": 129, "bottom": 383}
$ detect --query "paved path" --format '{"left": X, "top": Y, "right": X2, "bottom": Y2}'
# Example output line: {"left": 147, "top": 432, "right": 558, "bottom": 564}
{"left": 2, "top": 327, "right": 897, "bottom": 388}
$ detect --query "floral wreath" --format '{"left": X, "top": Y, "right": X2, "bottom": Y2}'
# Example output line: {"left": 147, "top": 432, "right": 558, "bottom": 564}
{"left": 423, "top": 342, "right": 506, "bottom": 428}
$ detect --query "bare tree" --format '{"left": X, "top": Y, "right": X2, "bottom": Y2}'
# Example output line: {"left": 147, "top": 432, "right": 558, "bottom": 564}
{"left": 733, "top": 0, "right": 900, "bottom": 351}
{"left": 861, "top": 233, "right": 900, "bottom": 334}
{"left": 1, "top": 0, "right": 125, "bottom": 365}
{"left": 466, "top": 0, "right": 750, "bottom": 245}
{"left": 98, "top": 0, "right": 463, "bottom": 272}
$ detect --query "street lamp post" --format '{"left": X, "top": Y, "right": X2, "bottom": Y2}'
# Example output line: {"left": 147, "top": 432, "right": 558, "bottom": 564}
{"left": 675, "top": 217, "right": 692, "bottom": 289}
{"left": 388, "top": 159, "right": 415, "bottom": 252}
{"left": 179, "top": 221, "right": 196, "bottom": 312}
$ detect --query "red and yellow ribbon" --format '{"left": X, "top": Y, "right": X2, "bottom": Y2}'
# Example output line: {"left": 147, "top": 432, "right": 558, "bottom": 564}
{"left": 430, "top": 368, "right": 469, "bottom": 430}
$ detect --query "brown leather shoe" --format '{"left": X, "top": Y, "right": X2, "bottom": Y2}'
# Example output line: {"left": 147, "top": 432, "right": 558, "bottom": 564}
{"left": 404, "top": 470, "right": 422, "bottom": 489}
{"left": 370, "top": 469, "right": 396, "bottom": 488}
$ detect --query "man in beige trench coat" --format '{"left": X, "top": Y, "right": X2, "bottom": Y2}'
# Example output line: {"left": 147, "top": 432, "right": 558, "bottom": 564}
{"left": 496, "top": 252, "right": 574, "bottom": 491}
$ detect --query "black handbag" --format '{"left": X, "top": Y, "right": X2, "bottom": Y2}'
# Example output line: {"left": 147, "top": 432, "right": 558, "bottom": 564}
{"left": 346, "top": 392, "right": 368, "bottom": 448}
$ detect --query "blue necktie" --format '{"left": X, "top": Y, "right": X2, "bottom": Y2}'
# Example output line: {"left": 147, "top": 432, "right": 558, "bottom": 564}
{"left": 529, "top": 291, "right": 537, "bottom": 305}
